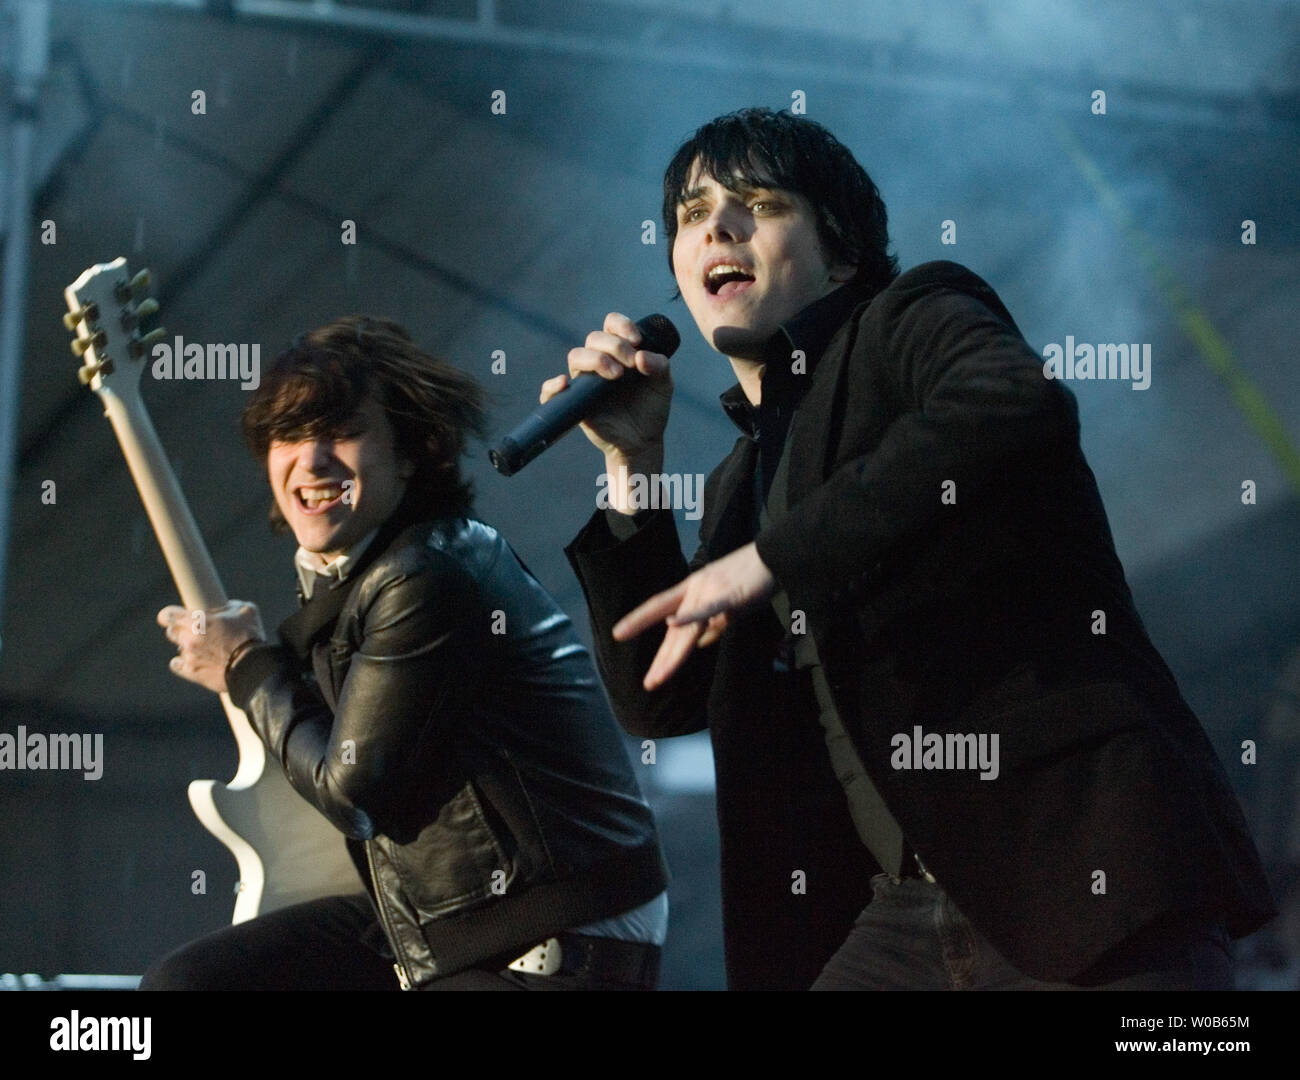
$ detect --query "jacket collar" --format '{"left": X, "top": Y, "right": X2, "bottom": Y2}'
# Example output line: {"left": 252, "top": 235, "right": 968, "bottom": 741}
{"left": 294, "top": 529, "right": 380, "bottom": 602}
{"left": 278, "top": 497, "right": 437, "bottom": 663}
{"left": 719, "top": 285, "right": 865, "bottom": 437}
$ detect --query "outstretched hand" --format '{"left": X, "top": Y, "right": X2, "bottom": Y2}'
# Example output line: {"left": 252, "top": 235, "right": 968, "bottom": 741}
{"left": 612, "top": 542, "right": 775, "bottom": 690}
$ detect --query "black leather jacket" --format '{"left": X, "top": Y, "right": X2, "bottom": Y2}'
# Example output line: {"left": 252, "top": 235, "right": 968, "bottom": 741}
{"left": 228, "top": 511, "right": 668, "bottom": 987}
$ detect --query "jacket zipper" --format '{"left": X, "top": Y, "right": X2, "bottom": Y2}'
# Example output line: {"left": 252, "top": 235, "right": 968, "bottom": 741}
{"left": 365, "top": 841, "right": 414, "bottom": 990}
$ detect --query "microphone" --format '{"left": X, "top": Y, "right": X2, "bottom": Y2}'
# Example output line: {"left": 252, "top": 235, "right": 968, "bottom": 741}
{"left": 489, "top": 314, "right": 680, "bottom": 476}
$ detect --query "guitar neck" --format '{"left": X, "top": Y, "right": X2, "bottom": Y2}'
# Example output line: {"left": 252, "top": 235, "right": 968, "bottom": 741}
{"left": 64, "top": 259, "right": 286, "bottom": 813}
{"left": 98, "top": 384, "right": 229, "bottom": 611}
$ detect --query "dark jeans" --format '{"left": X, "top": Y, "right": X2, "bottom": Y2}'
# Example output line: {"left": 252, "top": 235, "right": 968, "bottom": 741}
{"left": 811, "top": 874, "right": 1233, "bottom": 990}
{"left": 139, "top": 894, "right": 654, "bottom": 991}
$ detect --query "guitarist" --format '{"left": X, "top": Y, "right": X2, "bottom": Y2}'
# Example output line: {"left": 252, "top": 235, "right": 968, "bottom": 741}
{"left": 142, "top": 315, "right": 668, "bottom": 990}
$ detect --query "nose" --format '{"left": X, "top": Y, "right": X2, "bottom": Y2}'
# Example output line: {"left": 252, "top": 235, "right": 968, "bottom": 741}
{"left": 703, "top": 202, "right": 745, "bottom": 244}
{"left": 299, "top": 436, "right": 336, "bottom": 472}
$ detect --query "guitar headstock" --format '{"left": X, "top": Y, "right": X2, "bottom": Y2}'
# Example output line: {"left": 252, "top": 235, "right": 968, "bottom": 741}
{"left": 63, "top": 257, "right": 165, "bottom": 394}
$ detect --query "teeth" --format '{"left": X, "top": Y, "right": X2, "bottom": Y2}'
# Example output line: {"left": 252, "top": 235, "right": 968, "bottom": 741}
{"left": 707, "top": 263, "right": 750, "bottom": 281}
{"left": 299, "top": 485, "right": 342, "bottom": 508}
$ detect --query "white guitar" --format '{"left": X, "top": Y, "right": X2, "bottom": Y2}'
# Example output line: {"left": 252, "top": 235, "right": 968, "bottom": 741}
{"left": 64, "top": 257, "right": 359, "bottom": 922}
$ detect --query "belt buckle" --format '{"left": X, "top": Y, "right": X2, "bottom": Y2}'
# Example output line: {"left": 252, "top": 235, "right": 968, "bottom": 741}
{"left": 508, "top": 937, "right": 563, "bottom": 975}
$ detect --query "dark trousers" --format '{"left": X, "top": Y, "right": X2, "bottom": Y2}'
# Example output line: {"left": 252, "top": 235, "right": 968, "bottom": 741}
{"left": 811, "top": 875, "right": 1234, "bottom": 990}
{"left": 139, "top": 894, "right": 652, "bottom": 991}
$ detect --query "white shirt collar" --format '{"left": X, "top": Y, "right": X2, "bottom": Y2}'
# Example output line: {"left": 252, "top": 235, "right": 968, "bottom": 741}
{"left": 294, "top": 529, "right": 380, "bottom": 601}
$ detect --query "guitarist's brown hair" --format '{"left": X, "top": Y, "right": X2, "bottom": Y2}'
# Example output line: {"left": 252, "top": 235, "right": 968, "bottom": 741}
{"left": 242, "top": 315, "right": 488, "bottom": 534}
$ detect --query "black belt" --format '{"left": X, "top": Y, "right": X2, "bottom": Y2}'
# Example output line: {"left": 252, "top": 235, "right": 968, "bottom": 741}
{"left": 508, "top": 933, "right": 660, "bottom": 987}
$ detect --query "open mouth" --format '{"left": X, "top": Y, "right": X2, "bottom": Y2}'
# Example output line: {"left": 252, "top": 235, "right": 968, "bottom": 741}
{"left": 704, "top": 262, "right": 756, "bottom": 299}
{"left": 295, "top": 483, "right": 346, "bottom": 514}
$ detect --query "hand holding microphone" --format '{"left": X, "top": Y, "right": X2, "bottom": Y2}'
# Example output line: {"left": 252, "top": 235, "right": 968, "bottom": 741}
{"left": 490, "top": 312, "right": 678, "bottom": 477}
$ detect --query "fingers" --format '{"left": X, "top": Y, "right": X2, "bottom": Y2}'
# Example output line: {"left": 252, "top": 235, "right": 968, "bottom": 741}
{"left": 162, "top": 605, "right": 189, "bottom": 676}
{"left": 539, "top": 372, "right": 569, "bottom": 404}
{"left": 632, "top": 349, "right": 671, "bottom": 378}
{"left": 696, "top": 612, "right": 729, "bottom": 649}
{"left": 158, "top": 605, "right": 186, "bottom": 646}
{"left": 615, "top": 580, "right": 730, "bottom": 689}
{"left": 603, "top": 313, "right": 671, "bottom": 377}
{"left": 648, "top": 612, "right": 727, "bottom": 690}
{"left": 543, "top": 313, "right": 671, "bottom": 404}
{"left": 565, "top": 346, "right": 620, "bottom": 382}
{"left": 644, "top": 621, "right": 704, "bottom": 691}
{"left": 579, "top": 328, "right": 639, "bottom": 373}
{"left": 613, "top": 582, "right": 688, "bottom": 641}
{"left": 158, "top": 602, "right": 261, "bottom": 654}
{"left": 666, "top": 595, "right": 730, "bottom": 627}
{"left": 603, "top": 311, "right": 642, "bottom": 344}
{"left": 156, "top": 605, "right": 186, "bottom": 628}
{"left": 542, "top": 341, "right": 630, "bottom": 403}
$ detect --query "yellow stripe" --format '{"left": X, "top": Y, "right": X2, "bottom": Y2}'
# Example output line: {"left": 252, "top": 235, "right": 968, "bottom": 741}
{"left": 1052, "top": 120, "right": 1300, "bottom": 494}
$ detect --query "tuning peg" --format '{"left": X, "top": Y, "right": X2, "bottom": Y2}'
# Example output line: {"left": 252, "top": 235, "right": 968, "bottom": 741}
{"left": 63, "top": 302, "right": 99, "bottom": 331}
{"left": 114, "top": 269, "right": 151, "bottom": 304}
{"left": 129, "top": 326, "right": 167, "bottom": 358}
{"left": 70, "top": 330, "right": 107, "bottom": 357}
{"left": 77, "top": 358, "right": 115, "bottom": 385}
{"left": 120, "top": 296, "right": 160, "bottom": 331}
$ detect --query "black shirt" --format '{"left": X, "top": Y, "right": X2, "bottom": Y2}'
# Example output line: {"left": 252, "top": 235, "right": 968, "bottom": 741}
{"left": 607, "top": 286, "right": 907, "bottom": 874}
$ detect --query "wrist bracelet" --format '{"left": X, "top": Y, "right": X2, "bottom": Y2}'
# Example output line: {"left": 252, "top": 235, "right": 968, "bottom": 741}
{"left": 225, "top": 637, "right": 265, "bottom": 677}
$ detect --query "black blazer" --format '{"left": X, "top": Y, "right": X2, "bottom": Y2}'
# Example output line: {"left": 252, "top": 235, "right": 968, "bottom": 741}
{"left": 569, "top": 260, "right": 1273, "bottom": 983}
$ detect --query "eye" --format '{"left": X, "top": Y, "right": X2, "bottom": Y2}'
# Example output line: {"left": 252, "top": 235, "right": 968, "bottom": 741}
{"left": 679, "top": 203, "right": 708, "bottom": 223}
{"left": 314, "top": 421, "right": 363, "bottom": 443}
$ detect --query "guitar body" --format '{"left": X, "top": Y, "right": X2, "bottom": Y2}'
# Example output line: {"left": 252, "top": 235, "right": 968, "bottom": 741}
{"left": 65, "top": 258, "right": 358, "bottom": 922}
{"left": 190, "top": 772, "right": 360, "bottom": 923}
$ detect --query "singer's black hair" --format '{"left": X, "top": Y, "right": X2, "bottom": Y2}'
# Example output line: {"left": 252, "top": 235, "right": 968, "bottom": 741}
{"left": 662, "top": 108, "right": 899, "bottom": 298}
{"left": 242, "top": 315, "right": 487, "bottom": 534}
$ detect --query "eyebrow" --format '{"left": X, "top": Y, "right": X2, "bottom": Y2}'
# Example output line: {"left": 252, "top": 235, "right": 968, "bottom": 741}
{"left": 677, "top": 179, "right": 781, "bottom": 206}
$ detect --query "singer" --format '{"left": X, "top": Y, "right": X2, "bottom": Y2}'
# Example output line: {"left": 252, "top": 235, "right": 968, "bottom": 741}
{"left": 550, "top": 108, "right": 1274, "bottom": 989}
{"left": 142, "top": 316, "right": 668, "bottom": 990}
